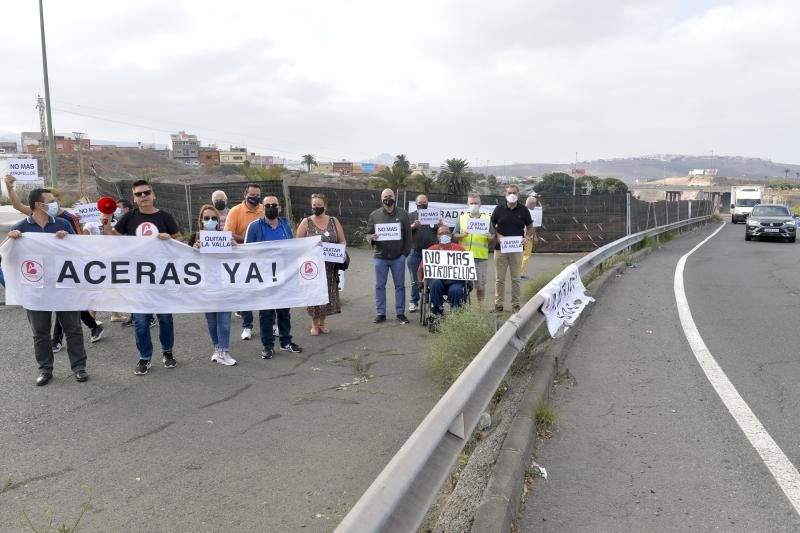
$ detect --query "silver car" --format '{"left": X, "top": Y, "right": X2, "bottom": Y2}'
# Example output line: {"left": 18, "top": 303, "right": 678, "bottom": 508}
{"left": 744, "top": 204, "right": 797, "bottom": 243}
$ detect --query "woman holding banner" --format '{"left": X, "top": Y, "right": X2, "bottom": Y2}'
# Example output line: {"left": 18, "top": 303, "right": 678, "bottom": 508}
{"left": 296, "top": 193, "right": 346, "bottom": 335}
{"left": 190, "top": 205, "right": 236, "bottom": 366}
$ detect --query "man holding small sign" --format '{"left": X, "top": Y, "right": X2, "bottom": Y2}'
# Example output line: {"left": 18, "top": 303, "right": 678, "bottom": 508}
{"left": 407, "top": 194, "right": 441, "bottom": 313}
{"left": 490, "top": 184, "right": 535, "bottom": 313}
{"left": 454, "top": 193, "right": 494, "bottom": 304}
{"left": 418, "top": 226, "right": 470, "bottom": 316}
{"left": 367, "top": 189, "right": 412, "bottom": 324}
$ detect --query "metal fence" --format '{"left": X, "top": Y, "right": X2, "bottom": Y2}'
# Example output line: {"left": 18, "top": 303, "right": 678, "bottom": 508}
{"left": 333, "top": 212, "right": 714, "bottom": 533}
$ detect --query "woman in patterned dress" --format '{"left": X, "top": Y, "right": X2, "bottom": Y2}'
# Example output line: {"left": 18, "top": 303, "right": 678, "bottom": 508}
{"left": 296, "top": 193, "right": 347, "bottom": 335}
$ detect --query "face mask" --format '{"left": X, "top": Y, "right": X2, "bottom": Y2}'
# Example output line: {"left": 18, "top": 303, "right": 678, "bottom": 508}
{"left": 46, "top": 201, "right": 59, "bottom": 217}
{"left": 506, "top": 194, "right": 519, "bottom": 204}
{"left": 383, "top": 198, "right": 395, "bottom": 207}
{"left": 246, "top": 196, "right": 260, "bottom": 206}
{"left": 439, "top": 234, "right": 452, "bottom": 245}
{"left": 312, "top": 206, "right": 325, "bottom": 216}
{"left": 417, "top": 203, "right": 428, "bottom": 210}
{"left": 113, "top": 208, "right": 123, "bottom": 218}
{"left": 203, "top": 219, "right": 218, "bottom": 230}
{"left": 213, "top": 201, "right": 227, "bottom": 211}
{"left": 265, "top": 206, "right": 279, "bottom": 220}
{"left": 468, "top": 204, "right": 480, "bottom": 213}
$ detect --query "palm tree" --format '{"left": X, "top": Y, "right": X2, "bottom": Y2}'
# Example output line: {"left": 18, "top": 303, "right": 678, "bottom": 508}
{"left": 378, "top": 165, "right": 408, "bottom": 190}
{"left": 436, "top": 158, "right": 473, "bottom": 195}
{"left": 393, "top": 154, "right": 411, "bottom": 174}
{"left": 785, "top": 168, "right": 790, "bottom": 181}
{"left": 302, "top": 154, "right": 318, "bottom": 174}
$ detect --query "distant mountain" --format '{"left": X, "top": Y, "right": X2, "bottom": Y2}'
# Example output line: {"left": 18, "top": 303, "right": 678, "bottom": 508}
{"left": 485, "top": 155, "right": 800, "bottom": 183}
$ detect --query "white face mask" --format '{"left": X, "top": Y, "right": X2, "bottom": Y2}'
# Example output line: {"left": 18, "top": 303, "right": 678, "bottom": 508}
{"left": 439, "top": 234, "right": 452, "bottom": 245}
{"left": 468, "top": 203, "right": 480, "bottom": 213}
{"left": 114, "top": 208, "right": 123, "bottom": 218}
{"left": 506, "top": 194, "right": 519, "bottom": 204}
{"left": 46, "top": 201, "right": 59, "bottom": 217}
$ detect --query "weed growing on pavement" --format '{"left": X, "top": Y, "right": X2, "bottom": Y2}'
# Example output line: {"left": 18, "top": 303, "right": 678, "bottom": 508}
{"left": 535, "top": 402, "right": 558, "bottom": 438}
{"left": 661, "top": 230, "right": 678, "bottom": 242}
{"left": 642, "top": 235, "right": 659, "bottom": 250}
{"left": 16, "top": 485, "right": 92, "bottom": 533}
{"left": 711, "top": 213, "right": 722, "bottom": 223}
{"left": 423, "top": 305, "right": 495, "bottom": 393}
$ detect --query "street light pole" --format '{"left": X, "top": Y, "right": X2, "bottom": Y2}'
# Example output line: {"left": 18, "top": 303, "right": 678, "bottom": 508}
{"left": 38, "top": 0, "right": 57, "bottom": 187}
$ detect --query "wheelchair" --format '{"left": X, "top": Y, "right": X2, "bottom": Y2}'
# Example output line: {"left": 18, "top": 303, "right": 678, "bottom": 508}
{"left": 418, "top": 278, "right": 473, "bottom": 332}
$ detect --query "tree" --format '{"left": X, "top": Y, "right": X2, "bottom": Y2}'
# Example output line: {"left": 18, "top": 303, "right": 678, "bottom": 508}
{"left": 436, "top": 158, "right": 473, "bottom": 195}
{"left": 486, "top": 174, "right": 498, "bottom": 194}
{"left": 534, "top": 172, "right": 575, "bottom": 195}
{"left": 378, "top": 165, "right": 408, "bottom": 190}
{"left": 393, "top": 154, "right": 411, "bottom": 174}
{"left": 302, "top": 154, "right": 318, "bottom": 174}
{"left": 405, "top": 171, "right": 435, "bottom": 192}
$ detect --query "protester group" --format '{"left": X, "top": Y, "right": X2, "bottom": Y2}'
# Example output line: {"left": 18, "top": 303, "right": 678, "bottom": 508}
{"left": 1, "top": 174, "right": 542, "bottom": 387}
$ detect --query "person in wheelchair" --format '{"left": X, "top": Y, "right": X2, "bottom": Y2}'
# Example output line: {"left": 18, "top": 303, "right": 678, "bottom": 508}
{"left": 417, "top": 226, "right": 467, "bottom": 316}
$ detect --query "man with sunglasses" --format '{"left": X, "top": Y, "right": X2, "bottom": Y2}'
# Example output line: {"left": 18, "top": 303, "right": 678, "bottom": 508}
{"left": 103, "top": 180, "right": 183, "bottom": 375}
{"left": 244, "top": 195, "right": 303, "bottom": 360}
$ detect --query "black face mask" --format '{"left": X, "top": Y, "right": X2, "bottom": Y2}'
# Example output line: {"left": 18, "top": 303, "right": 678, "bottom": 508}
{"left": 265, "top": 206, "right": 279, "bottom": 220}
{"left": 246, "top": 196, "right": 260, "bottom": 206}
{"left": 213, "top": 201, "right": 227, "bottom": 211}
{"left": 312, "top": 207, "right": 325, "bottom": 216}
{"left": 383, "top": 198, "right": 395, "bottom": 207}
{"left": 417, "top": 203, "right": 428, "bottom": 210}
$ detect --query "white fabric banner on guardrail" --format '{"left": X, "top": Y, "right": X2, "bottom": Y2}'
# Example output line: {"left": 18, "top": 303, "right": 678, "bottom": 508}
{"left": 0, "top": 233, "right": 329, "bottom": 313}
{"left": 540, "top": 263, "right": 595, "bottom": 336}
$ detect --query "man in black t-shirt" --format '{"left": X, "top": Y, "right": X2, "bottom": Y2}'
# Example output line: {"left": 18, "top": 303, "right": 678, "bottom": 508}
{"left": 101, "top": 180, "right": 183, "bottom": 375}
{"left": 490, "top": 184, "right": 534, "bottom": 313}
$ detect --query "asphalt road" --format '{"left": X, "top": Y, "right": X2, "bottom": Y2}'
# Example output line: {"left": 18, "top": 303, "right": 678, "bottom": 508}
{"left": 522, "top": 219, "right": 800, "bottom": 532}
{"left": 0, "top": 243, "right": 575, "bottom": 533}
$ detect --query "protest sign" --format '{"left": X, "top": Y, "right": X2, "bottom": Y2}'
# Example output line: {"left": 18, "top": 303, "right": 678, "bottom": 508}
{"left": 417, "top": 208, "right": 441, "bottom": 226}
{"left": 0, "top": 234, "right": 329, "bottom": 313}
{"left": 6, "top": 158, "right": 39, "bottom": 181}
{"left": 199, "top": 230, "right": 233, "bottom": 254}
{"left": 408, "top": 201, "right": 496, "bottom": 227}
{"left": 465, "top": 217, "right": 490, "bottom": 235}
{"left": 74, "top": 203, "right": 101, "bottom": 223}
{"left": 540, "top": 264, "right": 595, "bottom": 336}
{"left": 530, "top": 206, "right": 543, "bottom": 227}
{"left": 375, "top": 222, "right": 401, "bottom": 241}
{"left": 322, "top": 242, "right": 346, "bottom": 263}
{"left": 422, "top": 249, "right": 476, "bottom": 280}
{"left": 500, "top": 235, "right": 523, "bottom": 253}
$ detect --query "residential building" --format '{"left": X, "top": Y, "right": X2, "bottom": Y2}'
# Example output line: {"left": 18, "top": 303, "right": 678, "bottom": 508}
{"left": 54, "top": 136, "right": 91, "bottom": 153}
{"left": 248, "top": 154, "right": 274, "bottom": 168}
{"left": 219, "top": 147, "right": 248, "bottom": 166}
{"left": 170, "top": 130, "right": 200, "bottom": 164}
{"left": 0, "top": 142, "right": 17, "bottom": 154}
{"left": 333, "top": 161, "right": 354, "bottom": 176}
{"left": 21, "top": 132, "right": 44, "bottom": 153}
{"left": 315, "top": 162, "right": 334, "bottom": 174}
{"left": 199, "top": 146, "right": 221, "bottom": 166}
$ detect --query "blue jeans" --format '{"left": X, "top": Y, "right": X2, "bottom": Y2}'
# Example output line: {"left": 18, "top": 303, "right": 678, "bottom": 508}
{"left": 428, "top": 279, "right": 465, "bottom": 315}
{"left": 133, "top": 313, "right": 174, "bottom": 360}
{"left": 240, "top": 310, "right": 254, "bottom": 329}
{"left": 259, "top": 308, "right": 291, "bottom": 348}
{"left": 375, "top": 255, "right": 406, "bottom": 316}
{"left": 406, "top": 250, "right": 423, "bottom": 305}
{"left": 205, "top": 312, "right": 232, "bottom": 352}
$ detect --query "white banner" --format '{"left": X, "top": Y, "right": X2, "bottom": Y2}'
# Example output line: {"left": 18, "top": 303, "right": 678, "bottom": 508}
{"left": 409, "top": 201, "right": 496, "bottom": 228}
{"left": 422, "top": 249, "right": 477, "bottom": 280}
{"left": 6, "top": 158, "right": 39, "bottom": 181}
{"left": 499, "top": 235, "right": 523, "bottom": 253}
{"left": 540, "top": 264, "right": 595, "bottom": 337}
{"left": 199, "top": 230, "right": 232, "bottom": 254}
{"left": 74, "top": 203, "right": 101, "bottom": 223}
{"left": 0, "top": 233, "right": 329, "bottom": 313}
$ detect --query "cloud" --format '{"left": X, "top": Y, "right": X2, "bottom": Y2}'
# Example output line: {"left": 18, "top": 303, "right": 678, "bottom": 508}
{"left": 1, "top": 0, "right": 798, "bottom": 165}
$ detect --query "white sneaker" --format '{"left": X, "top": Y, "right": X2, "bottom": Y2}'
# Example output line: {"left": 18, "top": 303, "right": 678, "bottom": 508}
{"left": 241, "top": 327, "right": 252, "bottom": 340}
{"left": 221, "top": 351, "right": 237, "bottom": 366}
{"left": 272, "top": 324, "right": 279, "bottom": 337}
{"left": 211, "top": 347, "right": 220, "bottom": 361}
{"left": 408, "top": 303, "right": 417, "bottom": 312}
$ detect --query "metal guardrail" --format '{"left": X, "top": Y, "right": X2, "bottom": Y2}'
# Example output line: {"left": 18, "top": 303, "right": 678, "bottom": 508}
{"left": 335, "top": 213, "right": 713, "bottom": 533}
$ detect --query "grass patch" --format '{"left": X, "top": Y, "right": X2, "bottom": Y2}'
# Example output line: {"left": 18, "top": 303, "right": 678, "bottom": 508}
{"left": 17, "top": 485, "right": 93, "bottom": 533}
{"left": 711, "top": 213, "right": 722, "bottom": 223}
{"left": 423, "top": 305, "right": 496, "bottom": 393}
{"left": 522, "top": 265, "right": 567, "bottom": 303}
{"left": 661, "top": 229, "right": 678, "bottom": 242}
{"left": 642, "top": 235, "right": 659, "bottom": 250}
{"left": 535, "top": 402, "right": 558, "bottom": 438}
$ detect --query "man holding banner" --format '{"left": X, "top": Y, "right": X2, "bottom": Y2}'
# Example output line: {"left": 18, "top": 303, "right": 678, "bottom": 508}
{"left": 418, "top": 226, "right": 470, "bottom": 316}
{"left": 367, "top": 189, "right": 412, "bottom": 324}
{"left": 453, "top": 193, "right": 493, "bottom": 304}
{"left": 491, "top": 184, "right": 534, "bottom": 313}
{"left": 105, "top": 180, "right": 183, "bottom": 375}
{"left": 407, "top": 194, "right": 440, "bottom": 313}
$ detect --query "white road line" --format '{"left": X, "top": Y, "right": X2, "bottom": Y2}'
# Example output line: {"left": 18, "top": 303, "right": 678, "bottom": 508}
{"left": 674, "top": 222, "right": 800, "bottom": 516}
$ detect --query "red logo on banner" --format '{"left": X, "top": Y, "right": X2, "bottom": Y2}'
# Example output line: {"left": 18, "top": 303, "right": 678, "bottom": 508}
{"left": 21, "top": 260, "right": 43, "bottom": 283}
{"left": 300, "top": 261, "right": 319, "bottom": 280}
{"left": 136, "top": 222, "right": 157, "bottom": 237}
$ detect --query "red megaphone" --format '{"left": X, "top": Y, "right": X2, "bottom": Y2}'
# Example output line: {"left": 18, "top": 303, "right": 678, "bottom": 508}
{"left": 97, "top": 196, "right": 118, "bottom": 224}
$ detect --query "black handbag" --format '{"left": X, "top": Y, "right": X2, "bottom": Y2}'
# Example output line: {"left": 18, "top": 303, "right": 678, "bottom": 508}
{"left": 335, "top": 251, "right": 350, "bottom": 271}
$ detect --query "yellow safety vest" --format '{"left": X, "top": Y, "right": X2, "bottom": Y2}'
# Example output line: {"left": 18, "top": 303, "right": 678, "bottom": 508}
{"left": 457, "top": 213, "right": 492, "bottom": 260}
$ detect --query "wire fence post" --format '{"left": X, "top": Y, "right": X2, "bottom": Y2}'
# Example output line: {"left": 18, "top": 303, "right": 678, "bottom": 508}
{"left": 625, "top": 192, "right": 631, "bottom": 262}
{"left": 184, "top": 182, "right": 193, "bottom": 234}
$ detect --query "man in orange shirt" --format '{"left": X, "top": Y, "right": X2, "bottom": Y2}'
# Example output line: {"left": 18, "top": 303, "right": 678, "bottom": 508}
{"left": 224, "top": 182, "right": 265, "bottom": 340}
{"left": 418, "top": 226, "right": 467, "bottom": 316}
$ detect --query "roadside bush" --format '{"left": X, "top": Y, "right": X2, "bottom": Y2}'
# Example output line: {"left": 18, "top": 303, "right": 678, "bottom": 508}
{"left": 423, "top": 305, "right": 496, "bottom": 393}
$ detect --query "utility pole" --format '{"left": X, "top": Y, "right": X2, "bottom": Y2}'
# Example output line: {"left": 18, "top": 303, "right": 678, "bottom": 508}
{"left": 73, "top": 132, "right": 85, "bottom": 199}
{"left": 572, "top": 151, "right": 578, "bottom": 196}
{"left": 38, "top": 0, "right": 57, "bottom": 187}
{"left": 36, "top": 95, "right": 49, "bottom": 182}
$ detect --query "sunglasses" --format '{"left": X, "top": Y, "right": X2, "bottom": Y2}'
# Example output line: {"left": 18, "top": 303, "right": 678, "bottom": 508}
{"left": 134, "top": 190, "right": 153, "bottom": 197}
{"left": 202, "top": 216, "right": 218, "bottom": 221}
{"left": 311, "top": 193, "right": 326, "bottom": 199}
{"left": 263, "top": 203, "right": 279, "bottom": 208}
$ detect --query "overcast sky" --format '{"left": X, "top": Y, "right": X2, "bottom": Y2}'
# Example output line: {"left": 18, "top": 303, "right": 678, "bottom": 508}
{"left": 1, "top": 0, "right": 798, "bottom": 165}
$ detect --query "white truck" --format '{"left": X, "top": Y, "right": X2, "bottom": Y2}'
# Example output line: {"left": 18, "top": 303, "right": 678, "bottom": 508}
{"left": 730, "top": 186, "right": 763, "bottom": 223}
